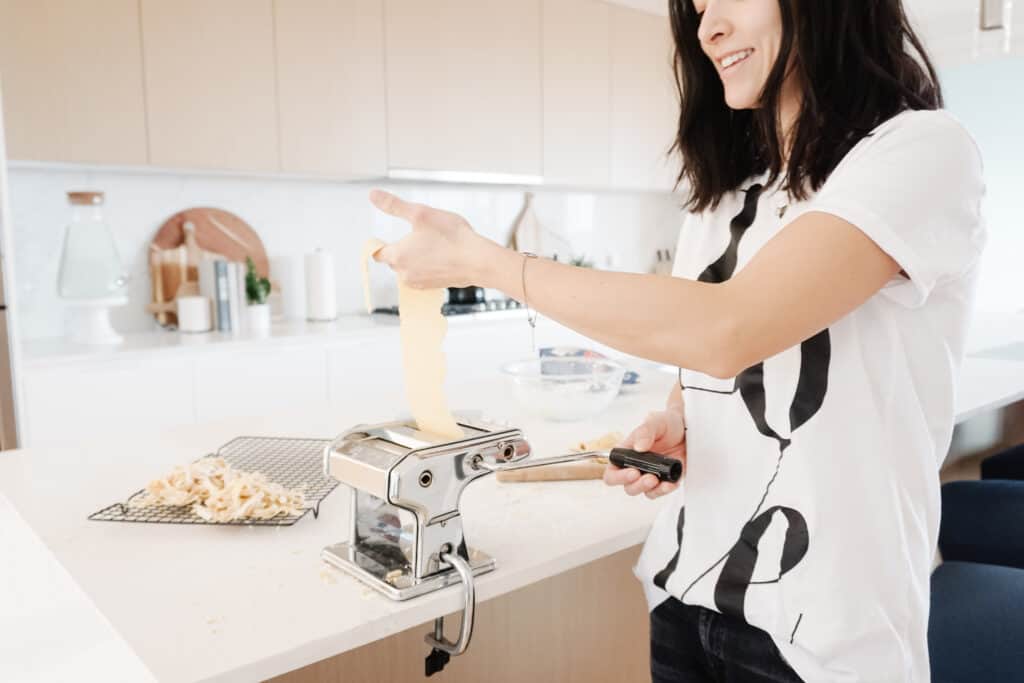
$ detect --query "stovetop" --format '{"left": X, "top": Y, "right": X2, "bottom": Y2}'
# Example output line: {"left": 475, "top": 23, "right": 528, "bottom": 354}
{"left": 373, "top": 298, "right": 524, "bottom": 316}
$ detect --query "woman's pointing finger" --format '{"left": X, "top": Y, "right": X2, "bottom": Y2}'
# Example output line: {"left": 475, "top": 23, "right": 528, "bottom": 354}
{"left": 369, "top": 189, "right": 421, "bottom": 223}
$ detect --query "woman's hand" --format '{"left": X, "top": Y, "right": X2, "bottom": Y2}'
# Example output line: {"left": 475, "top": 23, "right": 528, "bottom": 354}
{"left": 604, "top": 407, "right": 686, "bottom": 499}
{"left": 368, "top": 189, "right": 500, "bottom": 289}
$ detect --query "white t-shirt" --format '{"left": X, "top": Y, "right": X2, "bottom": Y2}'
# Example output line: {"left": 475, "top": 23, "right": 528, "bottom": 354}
{"left": 635, "top": 109, "right": 987, "bottom": 682}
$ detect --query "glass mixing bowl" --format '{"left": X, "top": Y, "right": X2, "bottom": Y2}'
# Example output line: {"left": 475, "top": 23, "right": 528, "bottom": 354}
{"left": 500, "top": 357, "right": 626, "bottom": 421}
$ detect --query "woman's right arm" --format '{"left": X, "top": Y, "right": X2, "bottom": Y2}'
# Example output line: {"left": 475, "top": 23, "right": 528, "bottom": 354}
{"left": 603, "top": 382, "right": 686, "bottom": 499}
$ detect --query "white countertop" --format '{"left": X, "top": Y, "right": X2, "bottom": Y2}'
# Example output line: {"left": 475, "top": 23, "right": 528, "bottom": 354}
{"left": 20, "top": 307, "right": 1021, "bottom": 368}
{"left": 956, "top": 356, "right": 1024, "bottom": 423}
{"left": 965, "top": 309, "right": 1024, "bottom": 354}
{"left": 960, "top": 310, "right": 1024, "bottom": 422}
{"left": 0, "top": 372, "right": 676, "bottom": 683}
{"left": 0, "top": 493, "right": 157, "bottom": 683}
{"left": 20, "top": 310, "right": 527, "bottom": 368}
{"left": 4, "top": 311, "right": 1024, "bottom": 683}
{"left": 20, "top": 315, "right": 391, "bottom": 367}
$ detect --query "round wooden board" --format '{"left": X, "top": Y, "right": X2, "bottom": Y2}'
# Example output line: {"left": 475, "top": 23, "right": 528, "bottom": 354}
{"left": 151, "top": 207, "right": 269, "bottom": 277}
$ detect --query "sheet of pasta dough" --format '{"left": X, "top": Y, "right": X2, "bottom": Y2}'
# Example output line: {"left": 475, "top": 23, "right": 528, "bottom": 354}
{"left": 362, "top": 239, "right": 464, "bottom": 439}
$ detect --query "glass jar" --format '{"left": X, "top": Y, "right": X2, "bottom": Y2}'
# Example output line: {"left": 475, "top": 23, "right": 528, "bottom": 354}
{"left": 57, "top": 191, "right": 129, "bottom": 299}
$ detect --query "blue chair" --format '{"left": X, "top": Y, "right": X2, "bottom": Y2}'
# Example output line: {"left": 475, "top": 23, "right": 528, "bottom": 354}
{"left": 929, "top": 445, "right": 1024, "bottom": 682}
{"left": 981, "top": 442, "right": 1024, "bottom": 481}
{"left": 938, "top": 480, "right": 1024, "bottom": 569}
{"left": 929, "top": 561, "right": 1024, "bottom": 683}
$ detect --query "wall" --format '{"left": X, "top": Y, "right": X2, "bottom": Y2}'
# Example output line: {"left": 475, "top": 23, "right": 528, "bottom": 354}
{"left": 8, "top": 166, "right": 682, "bottom": 340}
{"left": 11, "top": 56, "right": 1021, "bottom": 341}
{"left": 941, "top": 57, "right": 1024, "bottom": 313}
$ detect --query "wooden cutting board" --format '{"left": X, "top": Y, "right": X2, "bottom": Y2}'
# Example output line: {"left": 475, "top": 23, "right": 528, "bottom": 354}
{"left": 496, "top": 459, "right": 607, "bottom": 483}
{"left": 148, "top": 207, "right": 269, "bottom": 325}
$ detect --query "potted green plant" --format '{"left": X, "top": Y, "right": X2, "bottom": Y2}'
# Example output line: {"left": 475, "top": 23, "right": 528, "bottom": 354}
{"left": 244, "top": 256, "right": 272, "bottom": 334}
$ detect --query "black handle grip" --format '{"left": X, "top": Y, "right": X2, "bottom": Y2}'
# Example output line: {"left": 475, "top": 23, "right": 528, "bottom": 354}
{"left": 425, "top": 647, "right": 450, "bottom": 676}
{"left": 609, "top": 448, "right": 682, "bottom": 483}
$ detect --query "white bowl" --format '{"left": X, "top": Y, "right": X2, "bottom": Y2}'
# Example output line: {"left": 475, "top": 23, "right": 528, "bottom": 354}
{"left": 500, "top": 357, "right": 626, "bottom": 421}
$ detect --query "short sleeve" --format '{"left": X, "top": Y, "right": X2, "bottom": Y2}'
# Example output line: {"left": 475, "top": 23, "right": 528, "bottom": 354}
{"left": 796, "top": 110, "right": 986, "bottom": 308}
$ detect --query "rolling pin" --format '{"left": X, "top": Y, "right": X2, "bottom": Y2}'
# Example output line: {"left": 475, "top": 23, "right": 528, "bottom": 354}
{"left": 496, "top": 459, "right": 608, "bottom": 482}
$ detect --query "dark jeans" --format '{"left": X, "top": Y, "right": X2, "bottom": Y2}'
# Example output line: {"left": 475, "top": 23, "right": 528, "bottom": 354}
{"left": 650, "top": 597, "right": 804, "bottom": 683}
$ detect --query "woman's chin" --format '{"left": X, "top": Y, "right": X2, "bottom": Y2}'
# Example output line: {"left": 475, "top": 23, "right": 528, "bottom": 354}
{"left": 723, "top": 90, "right": 758, "bottom": 110}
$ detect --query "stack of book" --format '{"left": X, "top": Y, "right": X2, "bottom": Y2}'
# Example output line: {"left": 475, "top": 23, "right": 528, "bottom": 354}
{"left": 198, "top": 257, "right": 247, "bottom": 332}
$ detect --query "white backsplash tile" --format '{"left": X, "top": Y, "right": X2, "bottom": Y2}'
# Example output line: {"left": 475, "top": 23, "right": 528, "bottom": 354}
{"left": 7, "top": 167, "right": 682, "bottom": 340}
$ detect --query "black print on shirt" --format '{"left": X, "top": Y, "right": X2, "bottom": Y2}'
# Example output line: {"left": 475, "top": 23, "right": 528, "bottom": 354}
{"left": 696, "top": 182, "right": 762, "bottom": 285}
{"left": 715, "top": 506, "right": 809, "bottom": 618}
{"left": 653, "top": 506, "right": 685, "bottom": 590}
{"left": 657, "top": 183, "right": 830, "bottom": 629}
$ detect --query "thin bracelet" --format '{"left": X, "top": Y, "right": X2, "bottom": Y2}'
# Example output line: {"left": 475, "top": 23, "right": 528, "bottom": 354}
{"left": 522, "top": 252, "right": 539, "bottom": 352}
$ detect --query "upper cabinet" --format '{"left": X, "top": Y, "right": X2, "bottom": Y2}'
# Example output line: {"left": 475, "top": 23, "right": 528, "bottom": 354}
{"left": 542, "top": 0, "right": 611, "bottom": 187}
{"left": 140, "top": 0, "right": 279, "bottom": 172}
{"left": 0, "top": 0, "right": 148, "bottom": 164}
{"left": 384, "top": 0, "right": 543, "bottom": 177}
{"left": 0, "top": 0, "right": 678, "bottom": 191}
{"left": 609, "top": 5, "right": 679, "bottom": 191}
{"left": 273, "top": 0, "right": 387, "bottom": 178}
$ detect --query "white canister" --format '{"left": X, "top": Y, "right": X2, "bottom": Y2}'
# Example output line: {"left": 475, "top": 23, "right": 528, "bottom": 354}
{"left": 177, "top": 295, "right": 212, "bottom": 333}
{"left": 304, "top": 249, "right": 338, "bottom": 321}
{"left": 270, "top": 254, "right": 306, "bottom": 320}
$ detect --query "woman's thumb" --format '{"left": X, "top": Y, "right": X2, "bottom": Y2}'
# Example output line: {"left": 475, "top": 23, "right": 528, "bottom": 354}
{"left": 374, "top": 243, "right": 398, "bottom": 267}
{"left": 633, "top": 427, "right": 654, "bottom": 451}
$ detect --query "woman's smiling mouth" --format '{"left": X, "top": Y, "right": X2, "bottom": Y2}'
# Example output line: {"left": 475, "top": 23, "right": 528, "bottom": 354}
{"left": 718, "top": 48, "right": 754, "bottom": 75}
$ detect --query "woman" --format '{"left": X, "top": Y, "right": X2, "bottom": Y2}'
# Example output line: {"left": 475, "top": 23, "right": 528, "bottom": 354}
{"left": 369, "top": 0, "right": 986, "bottom": 680}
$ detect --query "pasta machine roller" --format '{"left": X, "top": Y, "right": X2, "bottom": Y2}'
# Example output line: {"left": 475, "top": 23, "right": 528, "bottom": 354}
{"left": 321, "top": 415, "right": 680, "bottom": 675}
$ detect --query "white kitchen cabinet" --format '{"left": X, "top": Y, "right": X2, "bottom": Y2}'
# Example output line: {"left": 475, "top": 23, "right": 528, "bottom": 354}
{"left": 322, "top": 320, "right": 611, "bottom": 424}
{"left": 193, "top": 346, "right": 329, "bottom": 422}
{"left": 542, "top": 0, "right": 612, "bottom": 187}
{"left": 140, "top": 0, "right": 279, "bottom": 172}
{"left": 273, "top": 0, "right": 388, "bottom": 178}
{"left": 21, "top": 357, "right": 195, "bottom": 449}
{"left": 16, "top": 319, "right": 625, "bottom": 450}
{"left": 443, "top": 325, "right": 533, "bottom": 385}
{"left": 0, "top": 0, "right": 148, "bottom": 164}
{"left": 326, "top": 335, "right": 405, "bottom": 424}
{"left": 384, "top": 0, "right": 543, "bottom": 177}
{"left": 609, "top": 5, "right": 679, "bottom": 191}
{"left": 323, "top": 329, "right": 521, "bottom": 425}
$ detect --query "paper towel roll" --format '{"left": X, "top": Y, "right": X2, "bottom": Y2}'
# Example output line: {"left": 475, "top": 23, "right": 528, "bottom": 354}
{"left": 305, "top": 250, "right": 338, "bottom": 321}
{"left": 271, "top": 254, "right": 306, "bottom": 320}
{"left": 177, "top": 295, "right": 212, "bottom": 333}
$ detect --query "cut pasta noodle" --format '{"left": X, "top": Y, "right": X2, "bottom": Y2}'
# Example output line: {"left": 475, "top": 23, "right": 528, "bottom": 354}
{"left": 132, "top": 457, "right": 305, "bottom": 522}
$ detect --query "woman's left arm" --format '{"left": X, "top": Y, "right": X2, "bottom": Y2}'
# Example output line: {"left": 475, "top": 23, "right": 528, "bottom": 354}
{"left": 370, "top": 190, "right": 901, "bottom": 379}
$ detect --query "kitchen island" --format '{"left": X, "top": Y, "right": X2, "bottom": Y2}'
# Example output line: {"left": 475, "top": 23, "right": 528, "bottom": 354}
{"left": 3, "top": 313, "right": 1024, "bottom": 682}
{"left": 1, "top": 368, "right": 676, "bottom": 682}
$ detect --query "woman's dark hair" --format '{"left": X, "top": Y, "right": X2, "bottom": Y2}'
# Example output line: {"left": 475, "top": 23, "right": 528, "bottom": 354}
{"left": 669, "top": 0, "right": 943, "bottom": 212}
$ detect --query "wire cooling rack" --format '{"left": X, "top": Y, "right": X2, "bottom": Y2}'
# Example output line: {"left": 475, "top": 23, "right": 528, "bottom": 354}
{"left": 88, "top": 436, "right": 337, "bottom": 527}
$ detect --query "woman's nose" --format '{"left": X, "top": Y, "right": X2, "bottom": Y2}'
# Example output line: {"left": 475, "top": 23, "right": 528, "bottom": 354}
{"left": 697, "top": 8, "right": 729, "bottom": 47}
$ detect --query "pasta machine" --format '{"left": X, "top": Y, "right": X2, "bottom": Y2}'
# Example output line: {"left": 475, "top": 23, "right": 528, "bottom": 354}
{"left": 321, "top": 415, "right": 680, "bottom": 675}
